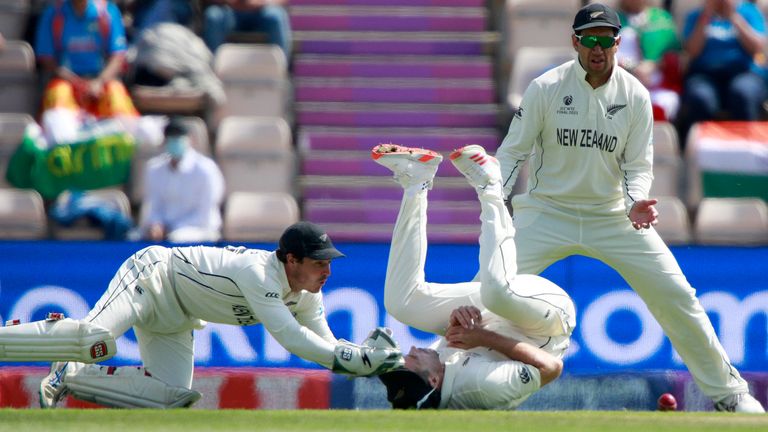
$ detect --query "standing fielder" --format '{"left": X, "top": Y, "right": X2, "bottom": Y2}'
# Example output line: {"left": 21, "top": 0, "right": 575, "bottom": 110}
{"left": 0, "top": 222, "right": 402, "bottom": 408}
{"left": 496, "top": 3, "right": 763, "bottom": 413}
{"left": 371, "top": 143, "right": 575, "bottom": 409}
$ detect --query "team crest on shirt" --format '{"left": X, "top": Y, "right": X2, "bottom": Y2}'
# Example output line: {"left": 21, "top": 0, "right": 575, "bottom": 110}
{"left": 605, "top": 104, "right": 627, "bottom": 119}
{"left": 557, "top": 95, "right": 578, "bottom": 115}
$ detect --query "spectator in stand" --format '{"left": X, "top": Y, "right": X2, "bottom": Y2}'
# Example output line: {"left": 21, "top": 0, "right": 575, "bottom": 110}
{"left": 140, "top": 117, "right": 225, "bottom": 243}
{"left": 201, "top": 0, "right": 292, "bottom": 60}
{"left": 34, "top": 0, "right": 139, "bottom": 136}
{"left": 616, "top": 0, "right": 682, "bottom": 121}
{"left": 0, "top": 32, "right": 5, "bottom": 50}
{"left": 678, "top": 0, "right": 768, "bottom": 144}
{"left": 127, "top": 0, "right": 197, "bottom": 41}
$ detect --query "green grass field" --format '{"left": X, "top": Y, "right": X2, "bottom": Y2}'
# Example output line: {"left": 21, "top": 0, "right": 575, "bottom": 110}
{"left": 0, "top": 409, "right": 766, "bottom": 432}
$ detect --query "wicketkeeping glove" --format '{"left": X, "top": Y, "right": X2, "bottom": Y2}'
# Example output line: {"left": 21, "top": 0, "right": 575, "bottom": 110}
{"left": 332, "top": 339, "right": 404, "bottom": 377}
{"left": 362, "top": 327, "right": 399, "bottom": 350}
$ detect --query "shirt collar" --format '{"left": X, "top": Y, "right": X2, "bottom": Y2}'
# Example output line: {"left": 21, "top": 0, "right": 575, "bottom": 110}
{"left": 437, "top": 351, "right": 465, "bottom": 408}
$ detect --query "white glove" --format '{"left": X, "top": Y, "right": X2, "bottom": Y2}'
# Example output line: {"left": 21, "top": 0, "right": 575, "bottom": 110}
{"left": 332, "top": 339, "right": 404, "bottom": 377}
{"left": 362, "top": 327, "right": 399, "bottom": 350}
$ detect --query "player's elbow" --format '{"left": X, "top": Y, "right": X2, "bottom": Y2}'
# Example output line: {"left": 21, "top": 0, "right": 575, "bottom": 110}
{"left": 537, "top": 357, "right": 563, "bottom": 387}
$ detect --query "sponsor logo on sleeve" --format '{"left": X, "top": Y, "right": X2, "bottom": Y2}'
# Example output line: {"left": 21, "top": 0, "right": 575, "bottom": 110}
{"left": 519, "top": 366, "right": 531, "bottom": 384}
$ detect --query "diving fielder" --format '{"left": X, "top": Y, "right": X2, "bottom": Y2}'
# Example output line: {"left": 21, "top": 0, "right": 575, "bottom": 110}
{"left": 371, "top": 143, "right": 575, "bottom": 409}
{"left": 496, "top": 3, "right": 763, "bottom": 413}
{"left": 0, "top": 222, "right": 402, "bottom": 408}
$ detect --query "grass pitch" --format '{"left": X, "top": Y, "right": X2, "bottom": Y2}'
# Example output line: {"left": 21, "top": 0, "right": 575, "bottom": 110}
{"left": 0, "top": 409, "right": 767, "bottom": 432}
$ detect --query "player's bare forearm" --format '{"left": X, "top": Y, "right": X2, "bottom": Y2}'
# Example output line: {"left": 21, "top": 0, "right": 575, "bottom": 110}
{"left": 445, "top": 326, "right": 563, "bottom": 385}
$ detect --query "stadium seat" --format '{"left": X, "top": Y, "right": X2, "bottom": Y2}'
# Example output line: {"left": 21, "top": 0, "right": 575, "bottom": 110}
{"left": 0, "top": 113, "right": 34, "bottom": 188}
{"left": 649, "top": 121, "right": 682, "bottom": 199}
{"left": 0, "top": 1, "right": 30, "bottom": 40}
{"left": 50, "top": 188, "right": 133, "bottom": 240}
{"left": 0, "top": 188, "right": 48, "bottom": 239}
{"left": 128, "top": 116, "right": 210, "bottom": 205}
{"left": 131, "top": 85, "right": 208, "bottom": 117}
{"left": 212, "top": 44, "right": 291, "bottom": 129}
{"left": 215, "top": 115, "right": 295, "bottom": 195}
{"left": 653, "top": 196, "right": 691, "bottom": 245}
{"left": 507, "top": 46, "right": 575, "bottom": 110}
{"left": 503, "top": 0, "right": 579, "bottom": 64}
{"left": 0, "top": 40, "right": 38, "bottom": 115}
{"left": 222, "top": 191, "right": 299, "bottom": 242}
{"left": 693, "top": 197, "right": 768, "bottom": 245}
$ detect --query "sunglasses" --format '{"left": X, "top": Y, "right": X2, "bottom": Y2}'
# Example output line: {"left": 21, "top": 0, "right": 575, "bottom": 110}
{"left": 576, "top": 34, "right": 618, "bottom": 49}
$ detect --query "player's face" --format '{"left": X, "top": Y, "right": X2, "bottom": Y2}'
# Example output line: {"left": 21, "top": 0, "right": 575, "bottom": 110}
{"left": 285, "top": 256, "right": 332, "bottom": 294}
{"left": 403, "top": 347, "right": 442, "bottom": 375}
{"left": 572, "top": 27, "right": 619, "bottom": 84}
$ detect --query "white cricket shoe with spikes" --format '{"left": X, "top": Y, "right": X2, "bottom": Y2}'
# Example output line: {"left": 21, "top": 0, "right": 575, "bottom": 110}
{"left": 449, "top": 144, "right": 501, "bottom": 190}
{"left": 40, "top": 361, "right": 69, "bottom": 408}
{"left": 715, "top": 393, "right": 766, "bottom": 413}
{"left": 371, "top": 144, "right": 442, "bottom": 193}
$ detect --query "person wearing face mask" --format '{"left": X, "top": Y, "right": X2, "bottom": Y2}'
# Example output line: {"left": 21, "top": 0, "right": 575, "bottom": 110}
{"left": 139, "top": 117, "right": 225, "bottom": 243}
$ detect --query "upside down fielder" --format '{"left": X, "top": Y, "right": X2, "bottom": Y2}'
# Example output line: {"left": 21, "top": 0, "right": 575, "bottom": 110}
{"left": 0, "top": 222, "right": 403, "bottom": 408}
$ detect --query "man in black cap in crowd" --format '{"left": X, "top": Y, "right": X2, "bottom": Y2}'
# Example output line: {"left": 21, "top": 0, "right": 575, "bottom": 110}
{"left": 0, "top": 222, "right": 403, "bottom": 408}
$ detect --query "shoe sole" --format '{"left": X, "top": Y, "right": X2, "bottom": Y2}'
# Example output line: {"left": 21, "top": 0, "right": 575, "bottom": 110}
{"left": 449, "top": 144, "right": 493, "bottom": 165}
{"left": 371, "top": 144, "right": 442, "bottom": 164}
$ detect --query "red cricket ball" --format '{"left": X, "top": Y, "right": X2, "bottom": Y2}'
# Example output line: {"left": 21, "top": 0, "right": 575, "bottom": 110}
{"left": 657, "top": 393, "right": 678, "bottom": 411}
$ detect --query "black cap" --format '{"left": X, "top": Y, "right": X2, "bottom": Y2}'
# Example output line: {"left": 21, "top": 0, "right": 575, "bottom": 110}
{"left": 572, "top": 3, "right": 621, "bottom": 33}
{"left": 278, "top": 221, "right": 344, "bottom": 260}
{"left": 164, "top": 117, "right": 189, "bottom": 137}
{"left": 378, "top": 369, "right": 441, "bottom": 410}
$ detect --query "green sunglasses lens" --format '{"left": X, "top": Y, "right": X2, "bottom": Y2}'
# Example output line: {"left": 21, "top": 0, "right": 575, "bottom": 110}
{"left": 579, "top": 35, "right": 616, "bottom": 49}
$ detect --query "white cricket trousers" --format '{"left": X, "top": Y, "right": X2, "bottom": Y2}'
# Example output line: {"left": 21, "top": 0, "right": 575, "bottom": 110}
{"left": 81, "top": 245, "right": 196, "bottom": 389}
{"left": 383, "top": 186, "right": 575, "bottom": 342}
{"left": 511, "top": 194, "right": 749, "bottom": 400}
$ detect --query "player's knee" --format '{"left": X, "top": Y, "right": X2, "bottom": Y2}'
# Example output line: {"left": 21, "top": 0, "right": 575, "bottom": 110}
{"left": 479, "top": 279, "right": 507, "bottom": 314}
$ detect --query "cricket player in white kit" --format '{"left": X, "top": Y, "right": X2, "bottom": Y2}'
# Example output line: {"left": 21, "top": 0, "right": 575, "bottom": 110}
{"left": 370, "top": 143, "right": 576, "bottom": 410}
{"left": 496, "top": 3, "right": 763, "bottom": 413}
{"left": 0, "top": 222, "right": 403, "bottom": 408}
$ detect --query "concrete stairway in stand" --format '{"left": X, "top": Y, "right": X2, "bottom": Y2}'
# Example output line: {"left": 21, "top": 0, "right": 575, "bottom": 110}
{"left": 290, "top": 0, "right": 502, "bottom": 242}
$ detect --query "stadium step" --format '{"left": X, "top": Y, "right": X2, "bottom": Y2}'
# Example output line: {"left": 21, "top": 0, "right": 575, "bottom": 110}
{"left": 300, "top": 150, "right": 467, "bottom": 177}
{"left": 312, "top": 222, "right": 481, "bottom": 243}
{"left": 299, "top": 175, "right": 477, "bottom": 202}
{"left": 293, "top": 31, "right": 499, "bottom": 56}
{"left": 292, "top": 54, "right": 493, "bottom": 79}
{"left": 304, "top": 199, "right": 480, "bottom": 225}
{"left": 295, "top": 102, "right": 500, "bottom": 128}
{"left": 290, "top": 0, "right": 486, "bottom": 7}
{"left": 290, "top": 6, "right": 487, "bottom": 32}
{"left": 294, "top": 77, "right": 495, "bottom": 104}
{"left": 297, "top": 126, "right": 500, "bottom": 152}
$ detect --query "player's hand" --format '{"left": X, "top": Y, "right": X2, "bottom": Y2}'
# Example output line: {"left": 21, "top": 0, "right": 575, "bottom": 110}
{"left": 628, "top": 199, "right": 659, "bottom": 230}
{"left": 448, "top": 305, "right": 482, "bottom": 329}
{"left": 445, "top": 325, "right": 490, "bottom": 350}
{"left": 331, "top": 340, "right": 404, "bottom": 377}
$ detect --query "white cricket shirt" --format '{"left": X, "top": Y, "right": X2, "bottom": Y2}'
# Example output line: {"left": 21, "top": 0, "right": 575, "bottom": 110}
{"left": 169, "top": 246, "right": 338, "bottom": 368}
{"left": 497, "top": 59, "right": 654, "bottom": 214}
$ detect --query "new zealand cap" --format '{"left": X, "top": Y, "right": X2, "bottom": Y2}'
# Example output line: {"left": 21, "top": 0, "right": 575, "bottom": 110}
{"left": 378, "top": 369, "right": 441, "bottom": 409}
{"left": 278, "top": 221, "right": 344, "bottom": 260}
{"left": 572, "top": 3, "right": 621, "bottom": 32}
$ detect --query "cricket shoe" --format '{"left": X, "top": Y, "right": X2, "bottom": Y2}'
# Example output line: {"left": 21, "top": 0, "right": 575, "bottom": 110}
{"left": 371, "top": 144, "right": 442, "bottom": 193}
{"left": 715, "top": 393, "right": 766, "bottom": 413}
{"left": 449, "top": 145, "right": 501, "bottom": 190}
{"left": 39, "top": 361, "right": 70, "bottom": 408}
